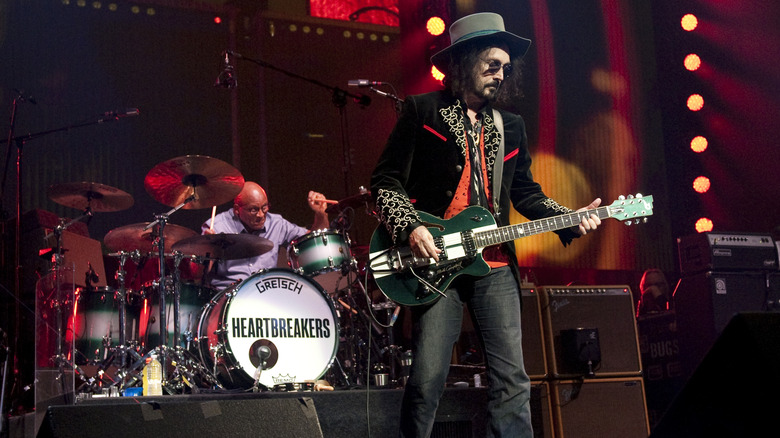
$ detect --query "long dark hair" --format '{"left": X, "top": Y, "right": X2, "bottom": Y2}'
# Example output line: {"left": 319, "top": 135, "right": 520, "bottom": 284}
{"left": 443, "top": 36, "right": 524, "bottom": 108}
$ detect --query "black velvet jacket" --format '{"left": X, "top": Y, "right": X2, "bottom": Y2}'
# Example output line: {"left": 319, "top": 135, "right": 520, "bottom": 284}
{"left": 370, "top": 90, "right": 579, "bottom": 257}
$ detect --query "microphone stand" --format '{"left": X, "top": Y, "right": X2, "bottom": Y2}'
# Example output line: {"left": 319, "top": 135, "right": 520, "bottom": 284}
{"left": 367, "top": 86, "right": 404, "bottom": 118}
{"left": 0, "top": 104, "right": 137, "bottom": 406}
{"left": 225, "top": 51, "right": 369, "bottom": 199}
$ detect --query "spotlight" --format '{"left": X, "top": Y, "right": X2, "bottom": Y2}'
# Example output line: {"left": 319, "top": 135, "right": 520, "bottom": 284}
{"left": 684, "top": 54, "right": 701, "bottom": 71}
{"left": 693, "top": 176, "right": 711, "bottom": 193}
{"left": 687, "top": 94, "right": 704, "bottom": 111}
{"left": 695, "top": 217, "right": 714, "bottom": 233}
{"left": 426, "top": 16, "right": 446, "bottom": 36}
{"left": 690, "top": 135, "right": 708, "bottom": 153}
{"left": 681, "top": 14, "right": 698, "bottom": 31}
{"left": 431, "top": 65, "right": 445, "bottom": 82}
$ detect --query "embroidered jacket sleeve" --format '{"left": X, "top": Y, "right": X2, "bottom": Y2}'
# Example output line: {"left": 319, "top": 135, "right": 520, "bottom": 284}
{"left": 370, "top": 97, "right": 425, "bottom": 243}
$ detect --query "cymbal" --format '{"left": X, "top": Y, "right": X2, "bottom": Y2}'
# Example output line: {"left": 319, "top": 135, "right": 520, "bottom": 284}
{"left": 171, "top": 233, "right": 274, "bottom": 260}
{"left": 47, "top": 181, "right": 134, "bottom": 212}
{"left": 104, "top": 222, "right": 198, "bottom": 253}
{"left": 325, "top": 190, "right": 372, "bottom": 214}
{"left": 144, "top": 155, "right": 245, "bottom": 209}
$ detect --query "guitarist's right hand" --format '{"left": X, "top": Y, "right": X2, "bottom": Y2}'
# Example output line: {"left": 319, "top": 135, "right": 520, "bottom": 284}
{"left": 409, "top": 225, "right": 441, "bottom": 262}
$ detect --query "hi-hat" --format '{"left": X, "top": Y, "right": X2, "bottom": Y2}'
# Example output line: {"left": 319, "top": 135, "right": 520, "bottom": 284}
{"left": 325, "top": 189, "right": 372, "bottom": 214}
{"left": 144, "top": 155, "right": 245, "bottom": 209}
{"left": 104, "top": 222, "right": 198, "bottom": 253}
{"left": 47, "top": 181, "right": 134, "bottom": 212}
{"left": 171, "top": 233, "right": 274, "bottom": 260}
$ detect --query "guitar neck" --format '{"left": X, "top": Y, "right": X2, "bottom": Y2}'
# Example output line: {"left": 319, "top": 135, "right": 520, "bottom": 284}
{"left": 474, "top": 206, "right": 611, "bottom": 248}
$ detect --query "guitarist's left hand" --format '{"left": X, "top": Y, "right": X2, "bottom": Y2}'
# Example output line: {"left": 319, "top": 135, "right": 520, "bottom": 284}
{"left": 574, "top": 198, "right": 602, "bottom": 235}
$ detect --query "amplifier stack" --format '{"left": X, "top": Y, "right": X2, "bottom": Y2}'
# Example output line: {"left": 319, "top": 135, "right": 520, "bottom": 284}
{"left": 674, "top": 232, "right": 780, "bottom": 379}
{"left": 538, "top": 285, "right": 649, "bottom": 438}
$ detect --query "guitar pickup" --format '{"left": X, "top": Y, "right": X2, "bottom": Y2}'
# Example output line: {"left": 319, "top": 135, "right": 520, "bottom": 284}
{"left": 433, "top": 236, "right": 447, "bottom": 261}
{"left": 460, "top": 230, "right": 477, "bottom": 257}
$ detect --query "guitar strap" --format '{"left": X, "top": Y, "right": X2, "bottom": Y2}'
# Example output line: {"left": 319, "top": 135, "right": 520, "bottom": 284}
{"left": 491, "top": 109, "right": 504, "bottom": 218}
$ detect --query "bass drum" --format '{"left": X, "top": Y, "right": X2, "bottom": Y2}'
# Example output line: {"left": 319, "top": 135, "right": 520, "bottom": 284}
{"left": 196, "top": 268, "right": 339, "bottom": 389}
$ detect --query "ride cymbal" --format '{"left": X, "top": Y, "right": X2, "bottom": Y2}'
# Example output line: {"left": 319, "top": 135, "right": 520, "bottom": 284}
{"left": 144, "top": 155, "right": 245, "bottom": 209}
{"left": 47, "top": 181, "right": 134, "bottom": 212}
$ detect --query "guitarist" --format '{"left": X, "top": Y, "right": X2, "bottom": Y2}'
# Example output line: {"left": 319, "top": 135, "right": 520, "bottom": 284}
{"left": 370, "top": 13, "right": 602, "bottom": 438}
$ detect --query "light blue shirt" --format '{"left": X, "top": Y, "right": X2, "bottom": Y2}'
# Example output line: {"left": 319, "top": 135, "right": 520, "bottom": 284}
{"left": 201, "top": 209, "right": 308, "bottom": 290}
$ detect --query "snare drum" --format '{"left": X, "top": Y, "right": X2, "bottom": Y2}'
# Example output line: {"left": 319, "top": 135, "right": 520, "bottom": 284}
{"left": 195, "top": 269, "right": 339, "bottom": 389}
{"left": 288, "top": 229, "right": 353, "bottom": 292}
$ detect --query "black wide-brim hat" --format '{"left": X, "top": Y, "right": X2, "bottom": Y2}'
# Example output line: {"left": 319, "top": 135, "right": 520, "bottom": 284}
{"left": 431, "top": 12, "right": 532, "bottom": 74}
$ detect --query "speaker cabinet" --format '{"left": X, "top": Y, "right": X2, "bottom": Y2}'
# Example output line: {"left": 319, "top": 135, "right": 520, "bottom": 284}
{"left": 455, "top": 287, "right": 548, "bottom": 379}
{"left": 673, "top": 271, "right": 780, "bottom": 377}
{"left": 650, "top": 312, "right": 780, "bottom": 437}
{"left": 551, "top": 378, "right": 649, "bottom": 438}
{"left": 540, "top": 286, "right": 642, "bottom": 378}
{"left": 38, "top": 397, "right": 324, "bottom": 437}
{"left": 523, "top": 287, "right": 549, "bottom": 379}
{"left": 531, "top": 381, "right": 554, "bottom": 438}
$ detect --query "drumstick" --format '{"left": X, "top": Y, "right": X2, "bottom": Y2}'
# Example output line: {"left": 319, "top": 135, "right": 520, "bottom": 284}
{"left": 321, "top": 199, "right": 340, "bottom": 205}
{"left": 209, "top": 206, "right": 216, "bottom": 231}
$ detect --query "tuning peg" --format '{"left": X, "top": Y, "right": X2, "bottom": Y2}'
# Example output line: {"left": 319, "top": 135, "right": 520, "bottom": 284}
{"left": 624, "top": 220, "right": 632, "bottom": 226}
{"left": 618, "top": 195, "right": 626, "bottom": 201}
{"left": 636, "top": 193, "right": 643, "bottom": 198}
{"left": 643, "top": 218, "right": 649, "bottom": 223}
{"left": 627, "top": 194, "right": 635, "bottom": 200}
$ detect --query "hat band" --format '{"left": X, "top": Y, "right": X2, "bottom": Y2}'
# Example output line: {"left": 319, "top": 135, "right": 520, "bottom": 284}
{"left": 452, "top": 29, "right": 503, "bottom": 45}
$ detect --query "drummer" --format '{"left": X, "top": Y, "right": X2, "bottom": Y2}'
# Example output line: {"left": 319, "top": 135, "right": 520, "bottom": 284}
{"left": 202, "top": 181, "right": 330, "bottom": 290}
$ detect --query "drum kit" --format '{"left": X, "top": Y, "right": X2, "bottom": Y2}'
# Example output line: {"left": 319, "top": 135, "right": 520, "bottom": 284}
{"left": 41, "top": 155, "right": 404, "bottom": 397}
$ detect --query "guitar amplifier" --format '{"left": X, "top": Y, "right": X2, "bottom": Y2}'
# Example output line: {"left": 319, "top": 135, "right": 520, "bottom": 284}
{"left": 677, "top": 232, "right": 778, "bottom": 275}
{"left": 540, "top": 285, "right": 642, "bottom": 378}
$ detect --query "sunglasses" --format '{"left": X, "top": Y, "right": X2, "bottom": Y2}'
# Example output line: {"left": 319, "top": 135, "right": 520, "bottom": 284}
{"left": 484, "top": 60, "right": 513, "bottom": 77}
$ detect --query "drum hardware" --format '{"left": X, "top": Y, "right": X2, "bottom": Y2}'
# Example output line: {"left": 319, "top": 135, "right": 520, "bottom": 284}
{"left": 323, "top": 187, "right": 372, "bottom": 215}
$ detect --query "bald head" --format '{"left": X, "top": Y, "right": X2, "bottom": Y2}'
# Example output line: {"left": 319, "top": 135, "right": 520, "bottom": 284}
{"left": 235, "top": 181, "right": 267, "bottom": 206}
{"left": 233, "top": 181, "right": 270, "bottom": 231}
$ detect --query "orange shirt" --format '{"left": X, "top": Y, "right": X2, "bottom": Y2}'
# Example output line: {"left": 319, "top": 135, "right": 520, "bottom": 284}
{"left": 443, "top": 126, "right": 509, "bottom": 267}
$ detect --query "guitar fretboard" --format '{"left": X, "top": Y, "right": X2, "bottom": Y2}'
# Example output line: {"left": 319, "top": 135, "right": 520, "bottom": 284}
{"left": 474, "top": 206, "right": 612, "bottom": 248}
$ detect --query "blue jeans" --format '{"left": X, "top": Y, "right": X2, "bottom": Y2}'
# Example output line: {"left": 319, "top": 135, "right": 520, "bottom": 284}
{"left": 399, "top": 266, "right": 533, "bottom": 438}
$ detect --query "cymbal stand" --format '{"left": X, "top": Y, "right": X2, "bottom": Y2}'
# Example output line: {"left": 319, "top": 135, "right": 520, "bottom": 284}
{"left": 144, "top": 194, "right": 195, "bottom": 384}
{"left": 49, "top": 207, "right": 92, "bottom": 368}
{"left": 171, "top": 250, "right": 184, "bottom": 350}
{"left": 112, "top": 251, "right": 131, "bottom": 373}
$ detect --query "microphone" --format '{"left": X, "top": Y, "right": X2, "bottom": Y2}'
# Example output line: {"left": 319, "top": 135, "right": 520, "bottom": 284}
{"left": 13, "top": 89, "right": 36, "bottom": 104}
{"left": 215, "top": 51, "right": 237, "bottom": 89}
{"left": 98, "top": 108, "right": 140, "bottom": 123}
{"left": 347, "top": 79, "right": 385, "bottom": 88}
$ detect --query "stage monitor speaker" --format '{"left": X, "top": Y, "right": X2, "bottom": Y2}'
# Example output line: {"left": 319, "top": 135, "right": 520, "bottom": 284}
{"left": 38, "top": 397, "right": 324, "bottom": 438}
{"left": 551, "top": 378, "right": 649, "bottom": 438}
{"left": 649, "top": 312, "right": 780, "bottom": 437}
{"left": 673, "top": 271, "right": 780, "bottom": 377}
{"left": 540, "top": 286, "right": 641, "bottom": 378}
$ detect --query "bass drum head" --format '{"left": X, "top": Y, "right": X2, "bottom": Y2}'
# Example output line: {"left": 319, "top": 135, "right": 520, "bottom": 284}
{"left": 197, "top": 268, "right": 339, "bottom": 389}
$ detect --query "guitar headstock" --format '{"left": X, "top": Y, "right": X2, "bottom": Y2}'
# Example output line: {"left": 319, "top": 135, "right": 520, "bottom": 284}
{"left": 608, "top": 194, "right": 654, "bottom": 225}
